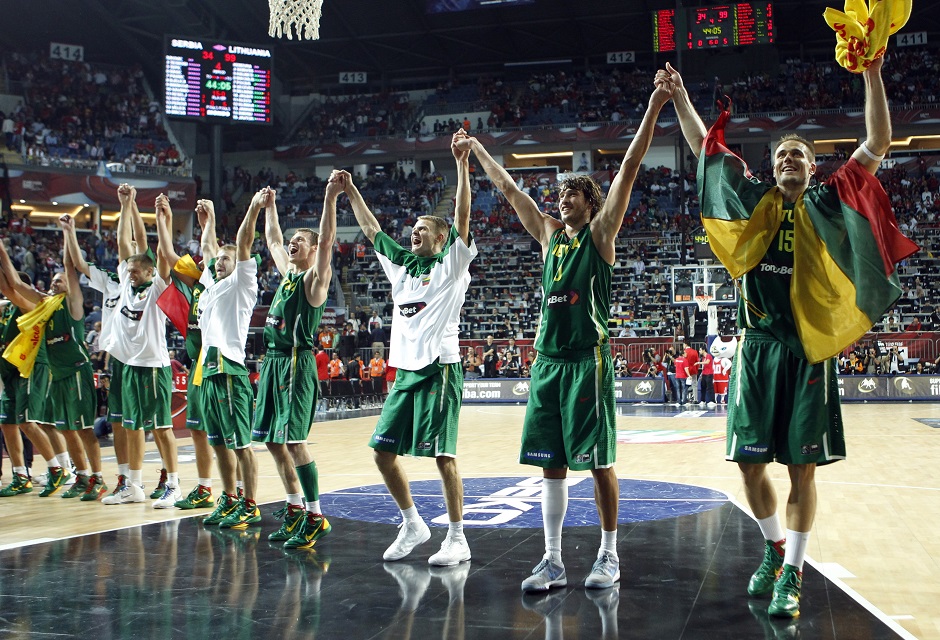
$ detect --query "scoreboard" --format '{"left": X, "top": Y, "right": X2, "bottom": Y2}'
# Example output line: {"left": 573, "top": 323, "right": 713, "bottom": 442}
{"left": 653, "top": 2, "right": 774, "bottom": 52}
{"left": 164, "top": 37, "right": 273, "bottom": 124}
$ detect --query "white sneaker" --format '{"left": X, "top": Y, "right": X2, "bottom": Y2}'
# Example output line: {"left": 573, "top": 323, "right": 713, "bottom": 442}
{"left": 383, "top": 519, "right": 431, "bottom": 561}
{"left": 584, "top": 552, "right": 620, "bottom": 589}
{"left": 428, "top": 536, "right": 471, "bottom": 566}
{"left": 521, "top": 557, "right": 567, "bottom": 592}
{"left": 153, "top": 485, "right": 182, "bottom": 509}
{"left": 102, "top": 483, "right": 146, "bottom": 505}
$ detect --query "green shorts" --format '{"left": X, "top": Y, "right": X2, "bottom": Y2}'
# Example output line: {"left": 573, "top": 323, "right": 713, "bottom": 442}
{"left": 107, "top": 359, "right": 124, "bottom": 423}
{"left": 0, "top": 363, "right": 53, "bottom": 426}
{"left": 369, "top": 361, "right": 463, "bottom": 458}
{"left": 50, "top": 364, "right": 97, "bottom": 431}
{"left": 520, "top": 345, "right": 616, "bottom": 471}
{"left": 186, "top": 374, "right": 205, "bottom": 432}
{"left": 201, "top": 373, "right": 253, "bottom": 450}
{"left": 121, "top": 364, "right": 173, "bottom": 431}
{"left": 726, "top": 329, "right": 845, "bottom": 466}
{"left": 252, "top": 350, "right": 317, "bottom": 444}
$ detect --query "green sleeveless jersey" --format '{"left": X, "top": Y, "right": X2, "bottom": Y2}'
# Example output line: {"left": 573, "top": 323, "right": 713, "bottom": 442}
{"left": 0, "top": 303, "right": 21, "bottom": 377}
{"left": 534, "top": 225, "right": 612, "bottom": 357}
{"left": 737, "top": 203, "right": 804, "bottom": 358}
{"left": 45, "top": 304, "right": 90, "bottom": 380}
{"left": 263, "top": 270, "right": 324, "bottom": 354}
{"left": 183, "top": 280, "right": 206, "bottom": 361}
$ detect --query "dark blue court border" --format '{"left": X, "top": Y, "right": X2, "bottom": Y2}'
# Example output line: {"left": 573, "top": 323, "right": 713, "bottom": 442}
{"left": 322, "top": 477, "right": 728, "bottom": 528}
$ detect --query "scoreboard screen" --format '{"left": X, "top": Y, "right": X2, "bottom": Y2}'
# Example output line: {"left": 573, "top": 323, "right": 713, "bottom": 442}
{"left": 653, "top": 2, "right": 774, "bottom": 52}
{"left": 164, "top": 37, "right": 273, "bottom": 124}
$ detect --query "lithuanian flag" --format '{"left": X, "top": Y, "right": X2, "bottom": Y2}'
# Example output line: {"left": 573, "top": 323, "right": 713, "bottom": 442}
{"left": 697, "top": 102, "right": 918, "bottom": 363}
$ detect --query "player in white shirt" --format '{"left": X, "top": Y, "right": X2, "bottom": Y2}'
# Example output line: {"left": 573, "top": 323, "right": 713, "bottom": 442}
{"left": 186, "top": 189, "right": 263, "bottom": 529}
{"left": 103, "top": 183, "right": 180, "bottom": 506}
{"left": 337, "top": 130, "right": 477, "bottom": 566}
{"left": 61, "top": 190, "right": 147, "bottom": 499}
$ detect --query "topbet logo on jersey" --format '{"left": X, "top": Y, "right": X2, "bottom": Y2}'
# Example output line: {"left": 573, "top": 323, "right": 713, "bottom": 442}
{"left": 265, "top": 314, "right": 285, "bottom": 331}
{"left": 399, "top": 301, "right": 427, "bottom": 318}
{"left": 546, "top": 290, "right": 580, "bottom": 308}
{"left": 120, "top": 306, "right": 143, "bottom": 321}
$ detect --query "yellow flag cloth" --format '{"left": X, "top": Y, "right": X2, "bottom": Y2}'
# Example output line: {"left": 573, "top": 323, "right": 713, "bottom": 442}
{"left": 173, "top": 254, "right": 203, "bottom": 280}
{"left": 824, "top": 0, "right": 912, "bottom": 72}
{"left": 191, "top": 347, "right": 205, "bottom": 386}
{"left": 2, "top": 294, "right": 66, "bottom": 378}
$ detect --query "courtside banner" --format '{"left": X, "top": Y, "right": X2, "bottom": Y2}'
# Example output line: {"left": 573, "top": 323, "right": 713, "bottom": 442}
{"left": 838, "top": 375, "right": 940, "bottom": 400}
{"left": 462, "top": 378, "right": 665, "bottom": 403}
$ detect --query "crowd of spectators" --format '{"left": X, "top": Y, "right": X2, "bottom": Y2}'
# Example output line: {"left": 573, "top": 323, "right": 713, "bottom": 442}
{"left": 2, "top": 51, "right": 182, "bottom": 172}
{"left": 291, "top": 92, "right": 416, "bottom": 144}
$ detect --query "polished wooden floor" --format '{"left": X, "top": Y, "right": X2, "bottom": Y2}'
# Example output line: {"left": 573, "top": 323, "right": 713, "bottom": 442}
{"left": 1, "top": 402, "right": 938, "bottom": 639}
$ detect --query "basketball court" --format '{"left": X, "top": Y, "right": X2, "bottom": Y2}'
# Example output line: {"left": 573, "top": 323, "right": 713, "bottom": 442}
{"left": 2, "top": 402, "right": 937, "bottom": 639}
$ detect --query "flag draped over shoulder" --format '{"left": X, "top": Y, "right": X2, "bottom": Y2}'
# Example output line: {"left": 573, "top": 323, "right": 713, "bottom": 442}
{"left": 697, "top": 102, "right": 919, "bottom": 363}
{"left": 823, "top": 0, "right": 911, "bottom": 73}
{"left": 157, "top": 254, "right": 202, "bottom": 338}
{"left": 2, "top": 294, "right": 66, "bottom": 377}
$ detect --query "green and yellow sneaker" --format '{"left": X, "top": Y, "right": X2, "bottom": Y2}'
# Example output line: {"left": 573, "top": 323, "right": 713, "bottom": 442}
{"left": 284, "top": 512, "right": 331, "bottom": 550}
{"left": 203, "top": 493, "right": 240, "bottom": 526}
{"left": 748, "top": 540, "right": 785, "bottom": 597}
{"left": 149, "top": 468, "right": 168, "bottom": 499}
{"left": 0, "top": 473, "right": 33, "bottom": 496}
{"left": 39, "top": 467, "right": 71, "bottom": 497}
{"left": 61, "top": 474, "right": 90, "bottom": 498}
{"left": 175, "top": 484, "right": 213, "bottom": 509}
{"left": 218, "top": 498, "right": 262, "bottom": 530}
{"left": 268, "top": 504, "right": 306, "bottom": 542}
{"left": 768, "top": 565, "right": 802, "bottom": 618}
{"left": 80, "top": 475, "right": 109, "bottom": 501}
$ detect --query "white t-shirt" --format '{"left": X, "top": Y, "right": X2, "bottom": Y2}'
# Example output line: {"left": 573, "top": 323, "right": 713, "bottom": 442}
{"left": 374, "top": 229, "right": 477, "bottom": 371}
{"left": 106, "top": 261, "right": 170, "bottom": 367}
{"left": 85, "top": 264, "right": 123, "bottom": 354}
{"left": 197, "top": 259, "right": 258, "bottom": 367}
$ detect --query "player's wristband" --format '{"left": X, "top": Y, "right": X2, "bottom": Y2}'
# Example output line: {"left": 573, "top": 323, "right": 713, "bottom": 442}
{"left": 859, "top": 141, "right": 885, "bottom": 162}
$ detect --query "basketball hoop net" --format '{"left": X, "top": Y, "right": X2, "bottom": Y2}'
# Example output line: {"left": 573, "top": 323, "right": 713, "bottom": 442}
{"left": 269, "top": 0, "right": 323, "bottom": 40}
{"left": 694, "top": 294, "right": 713, "bottom": 314}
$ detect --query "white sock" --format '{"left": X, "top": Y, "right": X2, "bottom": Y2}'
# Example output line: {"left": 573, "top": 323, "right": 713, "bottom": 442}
{"left": 167, "top": 472, "right": 179, "bottom": 488}
{"left": 198, "top": 477, "right": 212, "bottom": 488}
{"left": 76, "top": 469, "right": 88, "bottom": 478}
{"left": 783, "top": 530, "right": 810, "bottom": 570}
{"left": 129, "top": 469, "right": 143, "bottom": 487}
{"left": 286, "top": 493, "right": 303, "bottom": 507}
{"left": 542, "top": 478, "right": 567, "bottom": 563}
{"left": 599, "top": 529, "right": 618, "bottom": 558}
{"left": 56, "top": 452, "right": 70, "bottom": 469}
{"left": 13, "top": 466, "right": 27, "bottom": 476}
{"left": 401, "top": 505, "right": 421, "bottom": 524}
{"left": 45, "top": 456, "right": 60, "bottom": 468}
{"left": 236, "top": 480, "right": 244, "bottom": 491}
{"left": 94, "top": 472, "right": 103, "bottom": 479}
{"left": 118, "top": 463, "right": 129, "bottom": 477}
{"left": 306, "top": 500, "right": 322, "bottom": 514}
{"left": 756, "top": 514, "right": 785, "bottom": 543}
{"left": 448, "top": 521, "right": 465, "bottom": 539}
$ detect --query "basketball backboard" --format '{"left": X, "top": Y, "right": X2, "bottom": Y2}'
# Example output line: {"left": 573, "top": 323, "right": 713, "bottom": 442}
{"left": 670, "top": 265, "right": 737, "bottom": 306}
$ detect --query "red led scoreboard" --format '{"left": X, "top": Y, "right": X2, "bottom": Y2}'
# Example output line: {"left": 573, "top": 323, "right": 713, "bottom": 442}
{"left": 654, "top": 3, "right": 774, "bottom": 52}
{"left": 164, "top": 37, "right": 273, "bottom": 124}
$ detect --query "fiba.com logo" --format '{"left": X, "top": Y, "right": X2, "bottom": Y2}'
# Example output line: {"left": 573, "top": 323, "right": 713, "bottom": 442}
{"left": 512, "top": 381, "right": 529, "bottom": 396}
{"left": 634, "top": 380, "right": 653, "bottom": 396}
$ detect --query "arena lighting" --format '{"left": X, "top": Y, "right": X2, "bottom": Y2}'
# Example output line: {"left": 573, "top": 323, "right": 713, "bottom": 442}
{"left": 101, "top": 211, "right": 156, "bottom": 223}
{"left": 504, "top": 59, "right": 572, "bottom": 67}
{"left": 812, "top": 138, "right": 857, "bottom": 145}
{"left": 511, "top": 151, "right": 573, "bottom": 159}
{"left": 889, "top": 134, "right": 940, "bottom": 148}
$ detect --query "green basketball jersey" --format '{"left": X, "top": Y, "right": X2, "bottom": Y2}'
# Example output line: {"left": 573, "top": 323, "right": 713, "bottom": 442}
{"left": 185, "top": 281, "right": 206, "bottom": 361}
{"left": 45, "top": 304, "right": 90, "bottom": 380}
{"left": 0, "top": 303, "right": 21, "bottom": 377}
{"left": 737, "top": 203, "right": 804, "bottom": 358}
{"left": 534, "top": 225, "right": 612, "bottom": 357}
{"left": 263, "top": 270, "right": 324, "bottom": 353}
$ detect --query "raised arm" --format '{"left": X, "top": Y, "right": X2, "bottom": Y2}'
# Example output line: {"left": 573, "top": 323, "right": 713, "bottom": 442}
{"left": 662, "top": 62, "right": 708, "bottom": 157}
{"left": 461, "top": 135, "right": 560, "bottom": 249}
{"left": 237, "top": 190, "right": 265, "bottom": 262}
{"left": 116, "top": 183, "right": 137, "bottom": 261}
{"left": 590, "top": 83, "right": 672, "bottom": 262}
{"left": 58, "top": 215, "right": 84, "bottom": 320}
{"left": 197, "top": 199, "right": 219, "bottom": 262}
{"left": 131, "top": 195, "right": 149, "bottom": 255}
{"left": 152, "top": 194, "right": 172, "bottom": 282}
{"left": 263, "top": 187, "right": 290, "bottom": 275}
{"left": 61, "top": 211, "right": 92, "bottom": 278}
{"left": 304, "top": 177, "right": 340, "bottom": 307}
{"left": 451, "top": 130, "right": 471, "bottom": 246}
{"left": 852, "top": 56, "right": 890, "bottom": 175}
{"left": 0, "top": 242, "right": 41, "bottom": 310}
{"left": 337, "top": 170, "right": 382, "bottom": 243}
